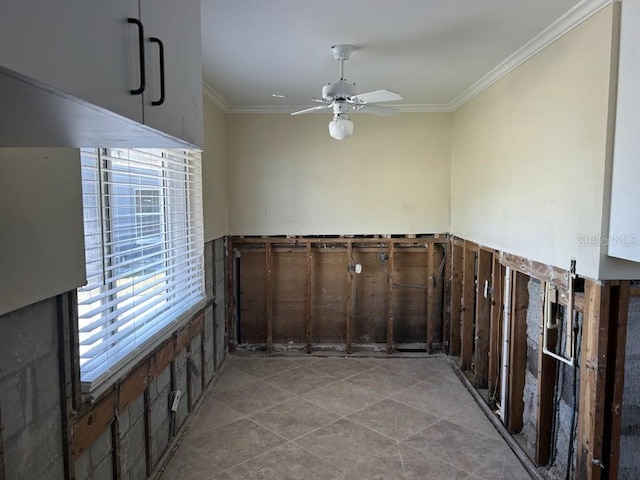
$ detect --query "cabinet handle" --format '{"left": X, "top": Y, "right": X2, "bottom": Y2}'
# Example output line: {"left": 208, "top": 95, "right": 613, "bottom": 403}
{"left": 128, "top": 18, "right": 145, "bottom": 95}
{"left": 150, "top": 37, "right": 165, "bottom": 106}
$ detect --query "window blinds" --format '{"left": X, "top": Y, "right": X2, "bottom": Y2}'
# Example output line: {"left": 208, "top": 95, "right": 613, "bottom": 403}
{"left": 78, "top": 148, "right": 204, "bottom": 390}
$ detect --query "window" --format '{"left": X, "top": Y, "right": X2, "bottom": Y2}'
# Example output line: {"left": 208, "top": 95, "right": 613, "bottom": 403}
{"left": 78, "top": 148, "right": 204, "bottom": 391}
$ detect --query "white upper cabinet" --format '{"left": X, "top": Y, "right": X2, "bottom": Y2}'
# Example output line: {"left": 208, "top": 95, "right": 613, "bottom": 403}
{"left": 0, "top": 0, "right": 203, "bottom": 148}
{"left": 141, "top": 0, "right": 203, "bottom": 147}
{"left": 609, "top": 0, "right": 640, "bottom": 263}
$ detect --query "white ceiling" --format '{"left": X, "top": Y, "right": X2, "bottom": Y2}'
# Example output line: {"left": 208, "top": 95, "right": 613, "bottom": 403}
{"left": 200, "top": 0, "right": 606, "bottom": 112}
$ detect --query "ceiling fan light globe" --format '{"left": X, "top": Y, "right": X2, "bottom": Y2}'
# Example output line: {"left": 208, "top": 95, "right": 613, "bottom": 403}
{"left": 328, "top": 118, "right": 354, "bottom": 140}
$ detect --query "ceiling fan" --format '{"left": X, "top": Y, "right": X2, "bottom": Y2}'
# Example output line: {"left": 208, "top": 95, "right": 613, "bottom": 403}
{"left": 285, "top": 45, "right": 403, "bottom": 140}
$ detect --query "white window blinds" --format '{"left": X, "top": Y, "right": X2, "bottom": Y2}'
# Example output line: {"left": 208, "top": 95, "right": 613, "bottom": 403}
{"left": 78, "top": 148, "right": 204, "bottom": 391}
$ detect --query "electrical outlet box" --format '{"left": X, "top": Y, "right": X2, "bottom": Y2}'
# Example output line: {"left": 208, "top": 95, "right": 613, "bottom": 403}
{"left": 171, "top": 390, "right": 182, "bottom": 412}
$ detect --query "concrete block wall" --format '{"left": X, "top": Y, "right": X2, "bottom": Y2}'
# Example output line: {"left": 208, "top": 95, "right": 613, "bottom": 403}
{"left": 118, "top": 396, "right": 146, "bottom": 480}
{"left": 0, "top": 297, "right": 65, "bottom": 480}
{"left": 516, "top": 278, "right": 580, "bottom": 480}
{"left": 75, "top": 428, "right": 113, "bottom": 480}
{"left": 0, "top": 237, "right": 227, "bottom": 480}
{"left": 619, "top": 295, "right": 640, "bottom": 479}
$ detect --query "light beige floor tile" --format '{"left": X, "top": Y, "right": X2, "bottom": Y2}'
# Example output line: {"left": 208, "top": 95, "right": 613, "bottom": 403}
{"left": 379, "top": 358, "right": 448, "bottom": 381}
{"left": 264, "top": 366, "right": 337, "bottom": 395}
{"left": 213, "top": 366, "right": 260, "bottom": 393}
{"left": 347, "top": 366, "right": 420, "bottom": 397}
{"left": 472, "top": 454, "right": 531, "bottom": 480}
{"left": 226, "top": 441, "right": 345, "bottom": 480}
{"left": 186, "top": 418, "right": 286, "bottom": 471}
{"left": 306, "top": 358, "right": 374, "bottom": 379}
{"left": 231, "top": 357, "right": 298, "bottom": 378}
{"left": 294, "top": 418, "right": 395, "bottom": 471}
{"left": 250, "top": 398, "right": 340, "bottom": 440}
{"left": 445, "top": 402, "right": 502, "bottom": 439}
{"left": 302, "top": 380, "right": 384, "bottom": 416}
{"left": 212, "top": 380, "right": 292, "bottom": 415}
{"left": 404, "top": 419, "right": 505, "bottom": 473}
{"left": 344, "top": 443, "right": 468, "bottom": 480}
{"left": 159, "top": 444, "right": 229, "bottom": 479}
{"left": 348, "top": 398, "right": 438, "bottom": 441}
{"left": 392, "top": 381, "right": 473, "bottom": 417}
{"left": 188, "top": 399, "right": 244, "bottom": 437}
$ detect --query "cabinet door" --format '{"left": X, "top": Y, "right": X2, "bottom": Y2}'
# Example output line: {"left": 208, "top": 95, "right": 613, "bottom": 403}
{"left": 140, "top": 0, "right": 204, "bottom": 148}
{"left": 0, "top": 0, "right": 143, "bottom": 123}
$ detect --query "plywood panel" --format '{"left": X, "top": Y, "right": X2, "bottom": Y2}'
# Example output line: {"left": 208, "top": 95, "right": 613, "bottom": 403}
{"left": 272, "top": 251, "right": 306, "bottom": 343}
{"left": 312, "top": 250, "right": 348, "bottom": 343}
{"left": 352, "top": 251, "right": 387, "bottom": 344}
{"left": 238, "top": 251, "right": 267, "bottom": 344}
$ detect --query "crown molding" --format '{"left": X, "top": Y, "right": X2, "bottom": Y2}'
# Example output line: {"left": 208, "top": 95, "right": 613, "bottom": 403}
{"left": 202, "top": 81, "right": 230, "bottom": 113}
{"left": 448, "top": 0, "right": 612, "bottom": 110}
{"left": 205, "top": 0, "right": 612, "bottom": 115}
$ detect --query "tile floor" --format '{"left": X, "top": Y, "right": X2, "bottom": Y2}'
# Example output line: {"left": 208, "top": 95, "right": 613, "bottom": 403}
{"left": 159, "top": 355, "right": 531, "bottom": 480}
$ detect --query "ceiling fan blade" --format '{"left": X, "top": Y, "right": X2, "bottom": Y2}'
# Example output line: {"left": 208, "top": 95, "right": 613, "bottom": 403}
{"left": 290, "top": 104, "right": 332, "bottom": 116}
{"left": 351, "top": 89, "right": 402, "bottom": 104}
{"left": 353, "top": 104, "right": 399, "bottom": 117}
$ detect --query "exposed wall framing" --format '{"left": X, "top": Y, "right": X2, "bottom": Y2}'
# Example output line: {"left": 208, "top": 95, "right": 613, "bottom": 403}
{"left": 230, "top": 235, "right": 447, "bottom": 352}
{"left": 448, "top": 235, "right": 635, "bottom": 480}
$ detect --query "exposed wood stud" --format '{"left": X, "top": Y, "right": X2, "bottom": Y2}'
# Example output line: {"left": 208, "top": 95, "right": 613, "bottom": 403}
{"left": 200, "top": 330, "right": 206, "bottom": 392}
{"left": 535, "top": 281, "right": 559, "bottom": 465}
{"left": 461, "top": 244, "right": 476, "bottom": 371}
{"left": 488, "top": 256, "right": 503, "bottom": 407}
{"left": 57, "top": 292, "right": 76, "bottom": 480}
{"left": 500, "top": 252, "right": 569, "bottom": 290}
{"left": 186, "top": 341, "right": 193, "bottom": 412}
{"left": 577, "top": 280, "right": 611, "bottom": 480}
{"left": 474, "top": 249, "right": 493, "bottom": 388}
{"left": 0, "top": 399, "right": 4, "bottom": 480}
{"left": 226, "top": 237, "right": 235, "bottom": 352}
{"left": 111, "top": 418, "right": 122, "bottom": 480}
{"left": 346, "top": 240, "right": 353, "bottom": 354}
{"left": 305, "top": 241, "right": 313, "bottom": 354}
{"left": 607, "top": 280, "right": 630, "bottom": 479}
{"left": 507, "top": 271, "right": 529, "bottom": 433}
{"left": 265, "top": 240, "right": 273, "bottom": 354}
{"left": 143, "top": 388, "right": 152, "bottom": 476}
{"left": 442, "top": 240, "right": 452, "bottom": 354}
{"left": 386, "top": 241, "right": 395, "bottom": 354}
{"left": 450, "top": 243, "right": 464, "bottom": 356}
{"left": 426, "top": 243, "right": 436, "bottom": 353}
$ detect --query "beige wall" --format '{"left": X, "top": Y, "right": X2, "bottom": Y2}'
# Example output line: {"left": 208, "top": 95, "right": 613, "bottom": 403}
{"left": 0, "top": 148, "right": 85, "bottom": 316}
{"left": 202, "top": 97, "right": 229, "bottom": 241}
{"left": 451, "top": 6, "right": 619, "bottom": 280}
{"left": 227, "top": 112, "right": 452, "bottom": 236}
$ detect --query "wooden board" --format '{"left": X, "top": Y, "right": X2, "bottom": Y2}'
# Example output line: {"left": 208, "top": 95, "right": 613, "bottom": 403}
{"left": 461, "top": 245, "right": 476, "bottom": 371}
{"left": 272, "top": 250, "right": 306, "bottom": 343}
{"left": 535, "top": 282, "right": 559, "bottom": 465}
{"left": 507, "top": 271, "right": 529, "bottom": 434}
{"left": 450, "top": 243, "right": 464, "bottom": 356}
{"left": 351, "top": 251, "right": 387, "bottom": 344}
{"left": 474, "top": 249, "right": 493, "bottom": 388}
{"left": 488, "top": 257, "right": 503, "bottom": 405}
{"left": 238, "top": 251, "right": 267, "bottom": 344}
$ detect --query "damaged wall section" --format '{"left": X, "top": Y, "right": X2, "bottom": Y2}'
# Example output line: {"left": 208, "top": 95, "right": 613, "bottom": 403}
{"left": 619, "top": 294, "right": 640, "bottom": 479}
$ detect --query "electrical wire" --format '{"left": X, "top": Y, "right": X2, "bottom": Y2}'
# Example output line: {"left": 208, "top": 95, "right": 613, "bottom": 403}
{"left": 566, "top": 310, "right": 582, "bottom": 480}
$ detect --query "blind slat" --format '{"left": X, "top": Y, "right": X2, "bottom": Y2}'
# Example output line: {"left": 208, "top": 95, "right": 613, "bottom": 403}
{"left": 78, "top": 147, "right": 204, "bottom": 389}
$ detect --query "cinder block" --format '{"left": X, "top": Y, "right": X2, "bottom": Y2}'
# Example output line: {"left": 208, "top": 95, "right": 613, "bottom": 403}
{"left": 0, "top": 370, "right": 28, "bottom": 439}
{"left": 126, "top": 452, "right": 147, "bottom": 480}
{"left": 74, "top": 448, "right": 92, "bottom": 480}
{"left": 4, "top": 409, "right": 64, "bottom": 480}
{"left": 92, "top": 454, "right": 114, "bottom": 480}
{"left": 155, "top": 365, "right": 171, "bottom": 398}
{"left": 0, "top": 297, "right": 57, "bottom": 379}
{"left": 90, "top": 427, "right": 113, "bottom": 468}
{"left": 151, "top": 417, "right": 170, "bottom": 468}
{"left": 35, "top": 352, "right": 61, "bottom": 417}
{"left": 120, "top": 416, "right": 145, "bottom": 472}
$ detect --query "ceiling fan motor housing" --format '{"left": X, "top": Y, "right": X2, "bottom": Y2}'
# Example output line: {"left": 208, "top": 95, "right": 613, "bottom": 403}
{"left": 322, "top": 81, "right": 359, "bottom": 102}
